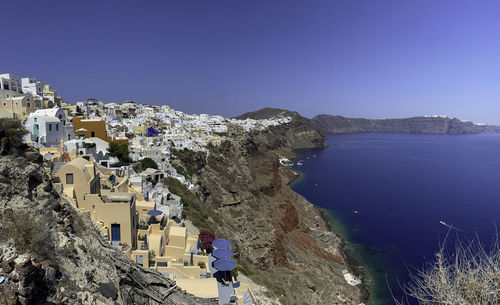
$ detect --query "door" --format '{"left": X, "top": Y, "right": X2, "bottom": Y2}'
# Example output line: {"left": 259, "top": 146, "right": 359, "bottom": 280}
{"left": 33, "top": 124, "right": 39, "bottom": 137}
{"left": 111, "top": 224, "right": 121, "bottom": 247}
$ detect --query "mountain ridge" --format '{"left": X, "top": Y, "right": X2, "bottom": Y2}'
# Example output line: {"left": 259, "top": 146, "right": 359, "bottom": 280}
{"left": 236, "top": 107, "right": 500, "bottom": 135}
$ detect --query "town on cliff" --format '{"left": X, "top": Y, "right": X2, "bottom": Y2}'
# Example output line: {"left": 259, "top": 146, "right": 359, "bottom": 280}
{"left": 2, "top": 72, "right": 363, "bottom": 305}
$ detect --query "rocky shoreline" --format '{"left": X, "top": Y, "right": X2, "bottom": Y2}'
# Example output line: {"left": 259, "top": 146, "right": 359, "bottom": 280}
{"left": 288, "top": 153, "right": 372, "bottom": 304}
{"left": 171, "top": 111, "right": 364, "bottom": 304}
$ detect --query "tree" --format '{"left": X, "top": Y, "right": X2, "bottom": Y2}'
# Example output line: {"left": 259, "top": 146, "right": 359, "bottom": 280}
{"left": 107, "top": 142, "right": 131, "bottom": 162}
{"left": 139, "top": 157, "right": 158, "bottom": 170}
{"left": 0, "top": 119, "right": 28, "bottom": 155}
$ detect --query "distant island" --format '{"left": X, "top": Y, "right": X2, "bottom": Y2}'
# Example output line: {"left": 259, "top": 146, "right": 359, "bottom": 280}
{"left": 237, "top": 107, "right": 500, "bottom": 135}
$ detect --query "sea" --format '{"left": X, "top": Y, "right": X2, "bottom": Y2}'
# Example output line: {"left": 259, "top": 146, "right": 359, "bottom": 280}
{"left": 290, "top": 133, "right": 500, "bottom": 305}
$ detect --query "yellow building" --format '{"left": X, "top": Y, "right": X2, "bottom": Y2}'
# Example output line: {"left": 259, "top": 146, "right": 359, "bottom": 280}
{"left": 56, "top": 157, "right": 138, "bottom": 248}
{"left": 39, "top": 140, "right": 65, "bottom": 161}
{"left": 132, "top": 125, "right": 148, "bottom": 136}
{"left": 131, "top": 220, "right": 210, "bottom": 280}
{"left": 43, "top": 84, "right": 63, "bottom": 106}
{"left": 0, "top": 108, "right": 14, "bottom": 119}
{"left": 0, "top": 96, "right": 42, "bottom": 120}
{"left": 73, "top": 116, "right": 129, "bottom": 145}
{"left": 72, "top": 117, "right": 109, "bottom": 141}
{"left": 135, "top": 195, "right": 156, "bottom": 222}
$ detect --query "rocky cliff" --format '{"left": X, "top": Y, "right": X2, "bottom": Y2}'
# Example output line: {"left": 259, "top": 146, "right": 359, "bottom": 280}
{"left": 0, "top": 119, "right": 216, "bottom": 305}
{"left": 172, "top": 111, "right": 363, "bottom": 305}
{"left": 312, "top": 114, "right": 500, "bottom": 135}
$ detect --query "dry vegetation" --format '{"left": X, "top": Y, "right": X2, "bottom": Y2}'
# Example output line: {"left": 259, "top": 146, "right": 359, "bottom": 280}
{"left": 395, "top": 235, "right": 500, "bottom": 305}
{"left": 0, "top": 209, "right": 53, "bottom": 259}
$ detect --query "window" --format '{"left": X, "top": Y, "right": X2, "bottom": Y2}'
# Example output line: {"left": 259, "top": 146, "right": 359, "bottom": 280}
{"left": 55, "top": 124, "right": 59, "bottom": 131}
{"left": 91, "top": 131, "right": 95, "bottom": 137}
{"left": 34, "top": 118, "right": 37, "bottom": 122}
{"left": 2, "top": 103, "right": 6, "bottom": 106}
{"left": 58, "top": 114, "right": 62, "bottom": 119}
{"left": 27, "top": 102, "right": 30, "bottom": 107}
{"left": 136, "top": 255, "right": 143, "bottom": 266}
{"left": 48, "top": 124, "right": 52, "bottom": 131}
{"left": 66, "top": 173, "right": 74, "bottom": 184}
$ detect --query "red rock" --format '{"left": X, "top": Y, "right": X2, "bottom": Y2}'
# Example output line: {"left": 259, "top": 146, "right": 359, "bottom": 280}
{"left": 2, "top": 261, "right": 14, "bottom": 274}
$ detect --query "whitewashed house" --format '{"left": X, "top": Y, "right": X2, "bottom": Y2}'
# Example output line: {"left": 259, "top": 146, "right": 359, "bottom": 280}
{"left": 21, "top": 78, "right": 45, "bottom": 98}
{"left": 25, "top": 107, "right": 75, "bottom": 146}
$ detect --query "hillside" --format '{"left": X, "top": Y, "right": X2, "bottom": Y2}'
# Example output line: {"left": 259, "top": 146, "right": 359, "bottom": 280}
{"left": 171, "top": 115, "right": 363, "bottom": 305}
{"left": 312, "top": 114, "right": 500, "bottom": 135}
{"left": 0, "top": 119, "right": 216, "bottom": 305}
{"left": 235, "top": 107, "right": 302, "bottom": 121}
{"left": 236, "top": 108, "right": 500, "bottom": 135}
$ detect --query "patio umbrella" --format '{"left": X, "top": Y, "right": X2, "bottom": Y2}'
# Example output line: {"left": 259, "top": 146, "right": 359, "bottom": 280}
{"left": 147, "top": 210, "right": 163, "bottom": 216}
{"left": 212, "top": 259, "right": 236, "bottom": 271}
{"left": 212, "top": 239, "right": 231, "bottom": 249}
{"left": 212, "top": 248, "right": 233, "bottom": 259}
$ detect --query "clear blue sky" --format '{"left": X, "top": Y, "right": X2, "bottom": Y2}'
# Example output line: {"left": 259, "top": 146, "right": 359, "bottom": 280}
{"left": 2, "top": 0, "right": 500, "bottom": 123}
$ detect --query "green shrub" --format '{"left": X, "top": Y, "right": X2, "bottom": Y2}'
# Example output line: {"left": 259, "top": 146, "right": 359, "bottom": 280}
{"left": 148, "top": 250, "right": 156, "bottom": 266}
{"left": 160, "top": 217, "right": 167, "bottom": 230}
{"left": 232, "top": 264, "right": 247, "bottom": 280}
{"left": 139, "top": 157, "right": 158, "bottom": 170}
{"left": 163, "top": 177, "right": 215, "bottom": 233}
{"left": 107, "top": 142, "right": 131, "bottom": 162}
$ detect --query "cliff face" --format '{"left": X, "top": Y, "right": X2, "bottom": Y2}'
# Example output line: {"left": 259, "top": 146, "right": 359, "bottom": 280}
{"left": 312, "top": 114, "right": 500, "bottom": 135}
{"left": 173, "top": 113, "right": 362, "bottom": 305}
{"left": 236, "top": 107, "right": 327, "bottom": 154}
{"left": 0, "top": 119, "right": 216, "bottom": 305}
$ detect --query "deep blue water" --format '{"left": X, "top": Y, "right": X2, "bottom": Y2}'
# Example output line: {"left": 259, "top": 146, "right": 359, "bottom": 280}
{"left": 290, "top": 133, "right": 500, "bottom": 304}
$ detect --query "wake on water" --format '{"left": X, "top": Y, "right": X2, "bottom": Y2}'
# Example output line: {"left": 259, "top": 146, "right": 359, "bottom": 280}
{"left": 440, "top": 222, "right": 465, "bottom": 232}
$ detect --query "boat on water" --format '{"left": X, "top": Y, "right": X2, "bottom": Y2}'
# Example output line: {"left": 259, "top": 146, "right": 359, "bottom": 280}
{"left": 440, "top": 220, "right": 447, "bottom": 226}
{"left": 297, "top": 160, "right": 304, "bottom": 166}
{"left": 353, "top": 210, "right": 359, "bottom": 214}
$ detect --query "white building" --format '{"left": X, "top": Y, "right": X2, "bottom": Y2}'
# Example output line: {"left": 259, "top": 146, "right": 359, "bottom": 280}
{"left": 25, "top": 107, "right": 74, "bottom": 146}
{"left": 0, "top": 74, "right": 24, "bottom": 99}
{"left": 64, "top": 137, "right": 109, "bottom": 163}
{"left": 21, "top": 78, "right": 45, "bottom": 98}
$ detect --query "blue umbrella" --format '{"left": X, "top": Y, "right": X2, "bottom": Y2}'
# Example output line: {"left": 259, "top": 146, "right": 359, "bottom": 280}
{"left": 147, "top": 210, "right": 163, "bottom": 216}
{"left": 212, "top": 248, "right": 233, "bottom": 259}
{"left": 213, "top": 259, "right": 236, "bottom": 271}
{"left": 212, "top": 239, "right": 231, "bottom": 249}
